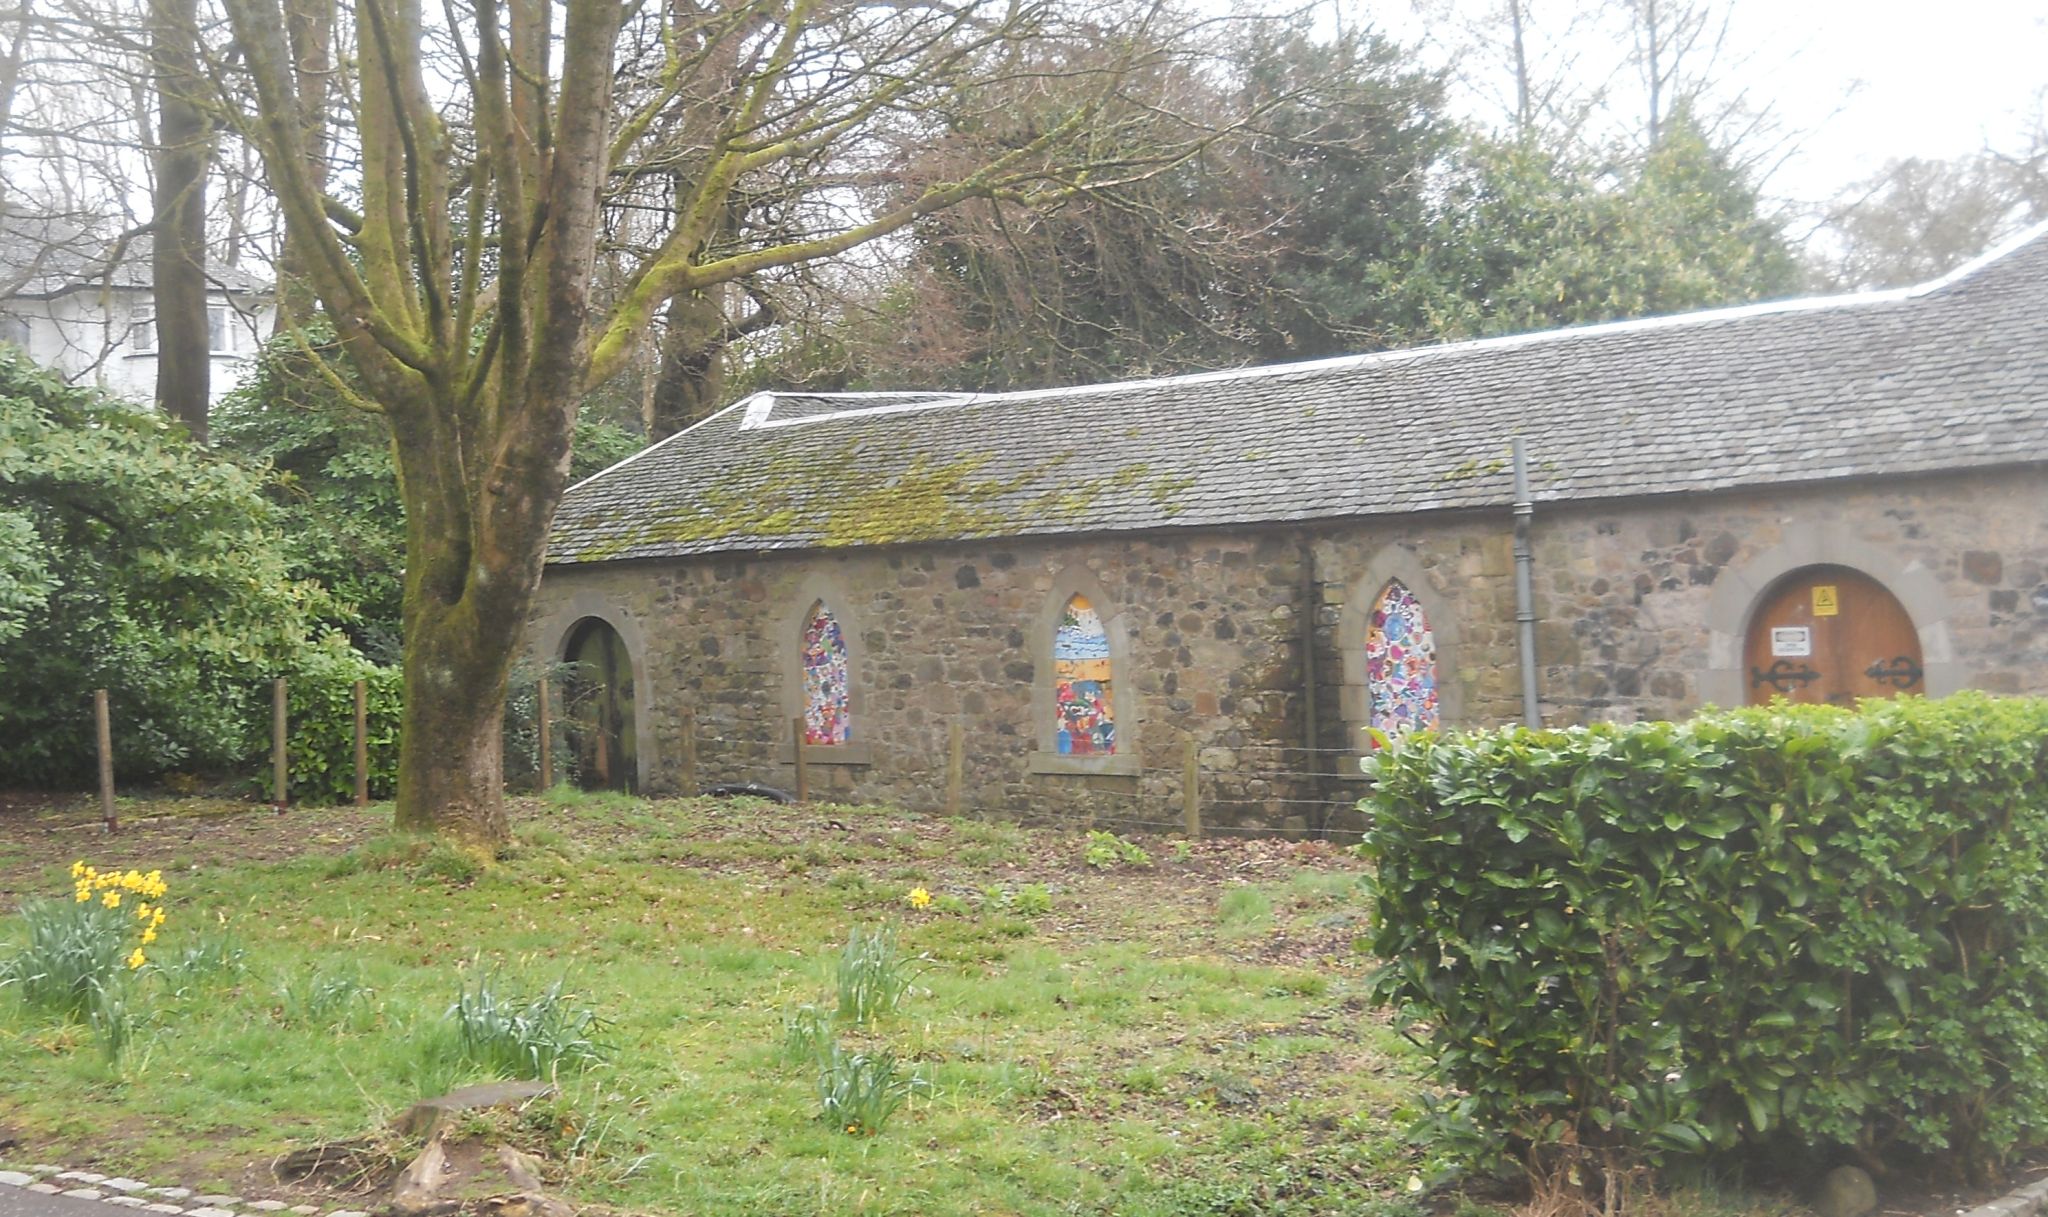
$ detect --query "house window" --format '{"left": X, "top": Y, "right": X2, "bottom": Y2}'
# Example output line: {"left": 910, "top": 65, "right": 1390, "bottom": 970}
{"left": 1366, "top": 580, "right": 1439, "bottom": 739}
{"left": 1053, "top": 594, "right": 1115, "bottom": 755}
{"left": 135, "top": 309, "right": 237, "bottom": 354}
{"left": 801, "top": 600, "right": 851, "bottom": 744}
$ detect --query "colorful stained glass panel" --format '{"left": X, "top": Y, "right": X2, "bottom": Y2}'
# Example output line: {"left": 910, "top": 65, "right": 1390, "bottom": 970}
{"left": 1053, "top": 594, "right": 1115, "bottom": 755}
{"left": 802, "top": 601, "right": 851, "bottom": 744}
{"left": 1366, "top": 580, "right": 1439, "bottom": 740}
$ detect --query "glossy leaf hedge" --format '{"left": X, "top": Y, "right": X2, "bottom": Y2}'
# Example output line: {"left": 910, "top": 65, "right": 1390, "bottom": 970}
{"left": 1360, "top": 694, "right": 2048, "bottom": 1179}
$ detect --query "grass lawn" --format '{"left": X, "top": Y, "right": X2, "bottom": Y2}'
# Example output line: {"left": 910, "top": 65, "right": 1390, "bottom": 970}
{"left": 0, "top": 790, "right": 1437, "bottom": 1216}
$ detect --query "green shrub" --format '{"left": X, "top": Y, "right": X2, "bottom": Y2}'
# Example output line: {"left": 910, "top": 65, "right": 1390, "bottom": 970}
{"left": 1011, "top": 883, "right": 1054, "bottom": 917}
{"left": 978, "top": 883, "right": 1054, "bottom": 918}
{"left": 448, "top": 977, "right": 605, "bottom": 1080}
{"left": 1360, "top": 693, "right": 2048, "bottom": 1182}
{"left": 282, "top": 636, "right": 401, "bottom": 804}
{"left": 0, "top": 350, "right": 330, "bottom": 784}
{"left": 1083, "top": 831, "right": 1152, "bottom": 869}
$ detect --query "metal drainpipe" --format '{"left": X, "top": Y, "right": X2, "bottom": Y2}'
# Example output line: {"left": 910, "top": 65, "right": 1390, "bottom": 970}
{"left": 1512, "top": 438, "right": 1542, "bottom": 728}
{"left": 1298, "top": 542, "right": 1320, "bottom": 776}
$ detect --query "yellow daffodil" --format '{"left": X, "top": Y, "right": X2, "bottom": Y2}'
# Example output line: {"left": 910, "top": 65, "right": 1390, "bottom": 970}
{"left": 906, "top": 887, "right": 932, "bottom": 910}
{"left": 70, "top": 861, "right": 85, "bottom": 878}
{"left": 74, "top": 887, "right": 91, "bottom": 903}
{"left": 127, "top": 948, "right": 146, "bottom": 970}
{"left": 102, "top": 891, "right": 121, "bottom": 909}
{"left": 140, "top": 928, "right": 157, "bottom": 945}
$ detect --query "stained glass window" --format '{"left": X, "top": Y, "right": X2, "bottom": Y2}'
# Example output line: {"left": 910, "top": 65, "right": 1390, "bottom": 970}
{"left": 1366, "top": 580, "right": 1439, "bottom": 740}
{"left": 1053, "top": 594, "right": 1116, "bottom": 755}
{"left": 802, "top": 601, "right": 850, "bottom": 745}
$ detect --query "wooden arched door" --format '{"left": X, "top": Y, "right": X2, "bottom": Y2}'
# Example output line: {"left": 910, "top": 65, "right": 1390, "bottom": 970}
{"left": 564, "top": 617, "right": 638, "bottom": 791}
{"left": 1743, "top": 565, "right": 1923, "bottom": 707}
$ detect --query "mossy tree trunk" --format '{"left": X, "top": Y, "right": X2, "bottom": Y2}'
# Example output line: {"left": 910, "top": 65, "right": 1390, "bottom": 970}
{"left": 149, "top": 0, "right": 211, "bottom": 441}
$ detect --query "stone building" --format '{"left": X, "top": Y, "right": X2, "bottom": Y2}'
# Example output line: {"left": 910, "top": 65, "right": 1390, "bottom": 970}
{"left": 528, "top": 224, "right": 2048, "bottom": 834}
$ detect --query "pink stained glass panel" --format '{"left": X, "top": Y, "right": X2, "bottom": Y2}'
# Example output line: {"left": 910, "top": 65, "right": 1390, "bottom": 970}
{"left": 802, "top": 602, "right": 851, "bottom": 744}
{"left": 1366, "top": 580, "right": 1439, "bottom": 740}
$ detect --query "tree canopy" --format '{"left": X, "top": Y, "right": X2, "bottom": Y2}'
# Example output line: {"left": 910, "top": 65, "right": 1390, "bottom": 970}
{"left": 0, "top": 348, "right": 324, "bottom": 783}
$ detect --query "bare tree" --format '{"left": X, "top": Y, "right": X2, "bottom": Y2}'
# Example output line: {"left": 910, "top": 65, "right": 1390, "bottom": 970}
{"left": 1820, "top": 147, "right": 2048, "bottom": 291}
{"left": 1407, "top": 0, "right": 1606, "bottom": 142}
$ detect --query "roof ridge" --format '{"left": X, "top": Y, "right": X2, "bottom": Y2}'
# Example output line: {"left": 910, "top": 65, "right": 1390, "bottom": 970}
{"left": 561, "top": 397, "right": 752, "bottom": 496}
{"left": 733, "top": 222, "right": 2048, "bottom": 434}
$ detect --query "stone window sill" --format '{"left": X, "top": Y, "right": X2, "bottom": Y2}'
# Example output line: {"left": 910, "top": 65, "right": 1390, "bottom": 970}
{"left": 1026, "top": 752, "right": 1139, "bottom": 778}
{"left": 774, "top": 742, "right": 875, "bottom": 766}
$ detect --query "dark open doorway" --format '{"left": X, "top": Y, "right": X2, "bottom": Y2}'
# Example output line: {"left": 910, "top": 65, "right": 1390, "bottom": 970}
{"left": 563, "top": 617, "right": 638, "bottom": 792}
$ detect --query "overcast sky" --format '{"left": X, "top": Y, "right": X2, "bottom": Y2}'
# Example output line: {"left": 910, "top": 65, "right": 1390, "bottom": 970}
{"left": 1749, "top": 0, "right": 2047, "bottom": 206}
{"left": 1381, "top": 0, "right": 2047, "bottom": 227}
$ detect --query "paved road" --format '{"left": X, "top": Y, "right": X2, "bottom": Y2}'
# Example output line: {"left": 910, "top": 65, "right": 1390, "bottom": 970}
{"left": 0, "top": 1187, "right": 123, "bottom": 1217}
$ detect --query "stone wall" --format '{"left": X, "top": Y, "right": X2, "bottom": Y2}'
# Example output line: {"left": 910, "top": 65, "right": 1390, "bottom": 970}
{"left": 529, "top": 465, "right": 2048, "bottom": 835}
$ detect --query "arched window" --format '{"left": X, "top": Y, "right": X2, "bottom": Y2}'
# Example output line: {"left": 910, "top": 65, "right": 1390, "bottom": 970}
{"left": 1053, "top": 594, "right": 1115, "bottom": 755}
{"left": 1366, "top": 580, "right": 1439, "bottom": 739}
{"left": 801, "top": 600, "right": 851, "bottom": 744}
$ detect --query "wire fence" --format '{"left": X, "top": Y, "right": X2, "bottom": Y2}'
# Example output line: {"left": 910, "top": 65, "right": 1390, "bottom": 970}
{"left": 684, "top": 718, "right": 1373, "bottom": 842}
{"left": 73, "top": 680, "right": 1373, "bottom": 842}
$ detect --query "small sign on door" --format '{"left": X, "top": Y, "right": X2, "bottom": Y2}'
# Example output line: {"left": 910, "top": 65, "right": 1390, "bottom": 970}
{"left": 1771, "top": 626, "right": 1812, "bottom": 657}
{"left": 1811, "top": 585, "right": 1839, "bottom": 616}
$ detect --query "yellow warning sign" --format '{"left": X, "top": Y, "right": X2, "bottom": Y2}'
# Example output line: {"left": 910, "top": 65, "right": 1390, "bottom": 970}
{"left": 1812, "top": 585, "right": 1839, "bottom": 617}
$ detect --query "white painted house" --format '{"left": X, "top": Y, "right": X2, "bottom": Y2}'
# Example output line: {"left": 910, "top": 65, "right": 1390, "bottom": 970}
{"left": 0, "top": 218, "right": 274, "bottom": 404}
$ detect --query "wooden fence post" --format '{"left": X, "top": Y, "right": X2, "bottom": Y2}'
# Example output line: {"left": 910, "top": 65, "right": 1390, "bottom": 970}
{"left": 1183, "top": 735, "right": 1202, "bottom": 839}
{"left": 272, "top": 677, "right": 288, "bottom": 809}
{"left": 537, "top": 676, "right": 553, "bottom": 792}
{"left": 680, "top": 706, "right": 698, "bottom": 796}
{"left": 95, "top": 689, "right": 116, "bottom": 833}
{"left": 792, "top": 715, "right": 810, "bottom": 803}
{"left": 945, "top": 720, "right": 965, "bottom": 818}
{"left": 354, "top": 679, "right": 370, "bottom": 807}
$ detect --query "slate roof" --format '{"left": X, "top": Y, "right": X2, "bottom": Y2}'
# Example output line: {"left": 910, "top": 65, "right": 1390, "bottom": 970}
{"left": 550, "top": 223, "right": 2048, "bottom": 566}
{"left": 0, "top": 213, "right": 271, "bottom": 298}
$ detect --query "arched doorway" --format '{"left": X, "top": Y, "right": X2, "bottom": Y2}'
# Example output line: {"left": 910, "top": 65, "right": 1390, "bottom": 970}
{"left": 563, "top": 617, "right": 638, "bottom": 791}
{"left": 1743, "top": 565, "right": 1924, "bottom": 707}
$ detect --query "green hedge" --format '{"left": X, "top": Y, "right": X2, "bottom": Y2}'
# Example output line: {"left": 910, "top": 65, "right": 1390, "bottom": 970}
{"left": 281, "top": 636, "right": 402, "bottom": 804}
{"left": 1360, "top": 694, "right": 2048, "bottom": 1181}
{"left": 276, "top": 651, "right": 574, "bottom": 804}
